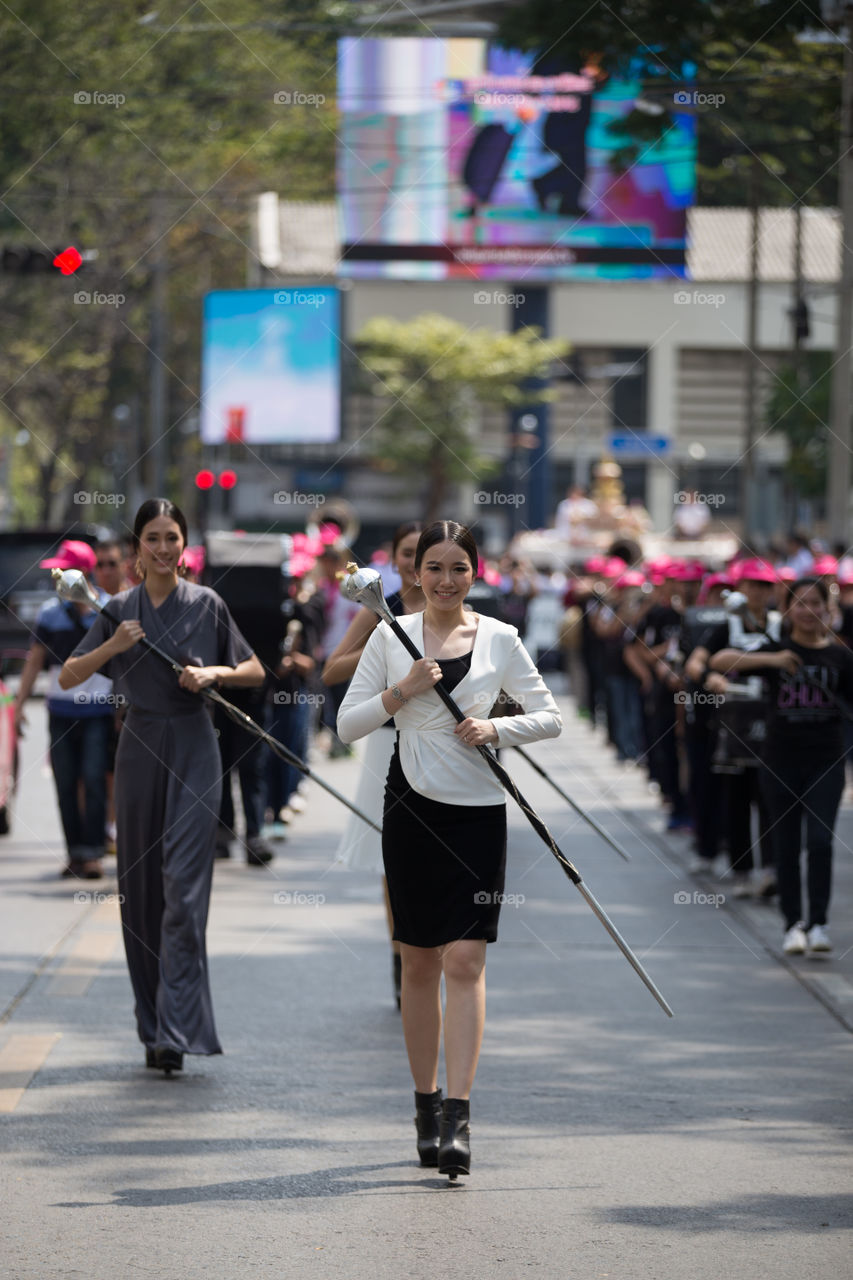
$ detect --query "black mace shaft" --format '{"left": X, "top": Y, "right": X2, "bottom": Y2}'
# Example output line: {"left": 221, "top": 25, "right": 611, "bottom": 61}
{"left": 381, "top": 612, "right": 673, "bottom": 1018}
{"left": 53, "top": 572, "right": 382, "bottom": 835}
{"left": 512, "top": 746, "right": 632, "bottom": 864}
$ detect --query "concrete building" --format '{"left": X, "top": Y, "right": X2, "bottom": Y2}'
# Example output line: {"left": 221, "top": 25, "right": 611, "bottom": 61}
{"left": 212, "top": 200, "right": 839, "bottom": 550}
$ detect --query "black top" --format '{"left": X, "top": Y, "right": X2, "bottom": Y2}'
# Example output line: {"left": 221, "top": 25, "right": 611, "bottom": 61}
{"left": 435, "top": 650, "right": 473, "bottom": 694}
{"left": 643, "top": 602, "right": 682, "bottom": 648}
{"left": 750, "top": 637, "right": 853, "bottom": 760}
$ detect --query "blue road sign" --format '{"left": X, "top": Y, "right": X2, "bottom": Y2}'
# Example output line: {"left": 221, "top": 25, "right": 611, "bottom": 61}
{"left": 608, "top": 434, "right": 671, "bottom": 457}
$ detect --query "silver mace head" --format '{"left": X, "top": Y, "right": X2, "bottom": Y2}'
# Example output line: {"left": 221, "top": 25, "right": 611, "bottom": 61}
{"left": 51, "top": 568, "right": 101, "bottom": 609}
{"left": 722, "top": 589, "right": 749, "bottom": 617}
{"left": 338, "top": 562, "right": 396, "bottom": 625}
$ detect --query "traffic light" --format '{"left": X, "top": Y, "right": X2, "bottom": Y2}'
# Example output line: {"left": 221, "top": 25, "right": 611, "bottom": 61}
{"left": 218, "top": 469, "right": 237, "bottom": 520}
{"left": 1, "top": 246, "right": 86, "bottom": 274}
{"left": 195, "top": 469, "right": 215, "bottom": 490}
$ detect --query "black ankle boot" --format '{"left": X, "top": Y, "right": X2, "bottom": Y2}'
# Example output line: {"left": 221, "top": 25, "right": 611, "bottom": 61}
{"left": 438, "top": 1097, "right": 470, "bottom": 1178}
{"left": 155, "top": 1047, "right": 183, "bottom": 1076}
{"left": 414, "top": 1089, "right": 443, "bottom": 1167}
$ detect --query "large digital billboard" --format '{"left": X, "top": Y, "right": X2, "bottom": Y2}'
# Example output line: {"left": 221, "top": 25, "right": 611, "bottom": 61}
{"left": 337, "top": 39, "right": 694, "bottom": 280}
{"left": 200, "top": 288, "right": 340, "bottom": 444}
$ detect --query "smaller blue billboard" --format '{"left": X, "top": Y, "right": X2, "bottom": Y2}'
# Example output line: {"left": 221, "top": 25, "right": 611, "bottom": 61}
{"left": 201, "top": 288, "right": 340, "bottom": 445}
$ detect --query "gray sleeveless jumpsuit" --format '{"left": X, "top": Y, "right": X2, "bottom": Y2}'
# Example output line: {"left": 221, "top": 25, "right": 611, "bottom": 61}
{"left": 73, "top": 581, "right": 254, "bottom": 1056}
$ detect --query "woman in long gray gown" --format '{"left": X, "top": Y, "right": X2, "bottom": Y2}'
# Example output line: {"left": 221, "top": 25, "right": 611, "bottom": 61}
{"left": 60, "top": 498, "right": 264, "bottom": 1074}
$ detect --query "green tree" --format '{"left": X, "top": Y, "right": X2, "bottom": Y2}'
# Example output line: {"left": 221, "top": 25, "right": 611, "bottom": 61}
{"left": 354, "top": 313, "right": 569, "bottom": 522}
{"left": 0, "top": 0, "right": 340, "bottom": 523}
{"left": 497, "top": 4, "right": 841, "bottom": 207}
{"left": 498, "top": 2, "right": 831, "bottom": 71}
{"left": 766, "top": 353, "right": 832, "bottom": 500}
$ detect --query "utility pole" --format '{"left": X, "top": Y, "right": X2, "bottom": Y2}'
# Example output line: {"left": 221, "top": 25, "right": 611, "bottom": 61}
{"left": 740, "top": 158, "right": 761, "bottom": 544}
{"left": 149, "top": 195, "right": 168, "bottom": 498}
{"left": 827, "top": 12, "right": 853, "bottom": 544}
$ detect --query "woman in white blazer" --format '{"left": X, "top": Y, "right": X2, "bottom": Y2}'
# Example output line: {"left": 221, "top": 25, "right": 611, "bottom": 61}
{"left": 337, "top": 521, "right": 561, "bottom": 1179}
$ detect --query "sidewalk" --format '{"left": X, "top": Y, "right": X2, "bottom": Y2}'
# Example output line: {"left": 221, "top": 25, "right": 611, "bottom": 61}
{"left": 552, "top": 697, "right": 853, "bottom": 1033}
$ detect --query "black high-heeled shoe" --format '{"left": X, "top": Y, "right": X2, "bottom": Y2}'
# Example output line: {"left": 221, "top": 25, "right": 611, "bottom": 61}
{"left": 155, "top": 1047, "right": 183, "bottom": 1076}
{"left": 414, "top": 1089, "right": 443, "bottom": 1167}
{"left": 145, "top": 1047, "right": 157, "bottom": 1069}
{"left": 438, "top": 1097, "right": 470, "bottom": 1179}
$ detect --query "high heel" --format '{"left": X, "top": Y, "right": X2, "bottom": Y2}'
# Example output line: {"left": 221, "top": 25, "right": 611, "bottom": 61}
{"left": 414, "top": 1089, "right": 443, "bottom": 1166}
{"left": 155, "top": 1047, "right": 183, "bottom": 1076}
{"left": 438, "top": 1097, "right": 470, "bottom": 1179}
{"left": 393, "top": 953, "right": 402, "bottom": 1011}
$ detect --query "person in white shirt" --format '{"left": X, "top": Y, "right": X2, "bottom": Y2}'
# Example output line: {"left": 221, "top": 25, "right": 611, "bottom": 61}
{"left": 337, "top": 521, "right": 561, "bottom": 1179}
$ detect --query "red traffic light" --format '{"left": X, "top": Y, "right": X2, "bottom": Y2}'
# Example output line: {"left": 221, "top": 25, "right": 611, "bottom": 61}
{"left": 218, "top": 469, "right": 237, "bottom": 490}
{"left": 195, "top": 469, "right": 215, "bottom": 490}
{"left": 53, "top": 246, "right": 83, "bottom": 275}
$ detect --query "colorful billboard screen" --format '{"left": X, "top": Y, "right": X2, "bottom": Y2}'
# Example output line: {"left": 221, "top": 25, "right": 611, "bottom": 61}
{"left": 200, "top": 288, "right": 340, "bottom": 445}
{"left": 337, "top": 39, "right": 695, "bottom": 280}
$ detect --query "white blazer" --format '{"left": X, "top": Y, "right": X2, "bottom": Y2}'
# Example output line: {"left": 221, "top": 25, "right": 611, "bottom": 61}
{"left": 337, "top": 612, "right": 562, "bottom": 806}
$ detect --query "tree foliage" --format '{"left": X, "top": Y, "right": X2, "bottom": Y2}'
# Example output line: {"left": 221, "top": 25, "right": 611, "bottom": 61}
{"left": 498, "top": 3, "right": 842, "bottom": 207}
{"left": 354, "top": 314, "right": 569, "bottom": 522}
{"left": 766, "top": 353, "right": 832, "bottom": 499}
{"left": 0, "top": 0, "right": 339, "bottom": 523}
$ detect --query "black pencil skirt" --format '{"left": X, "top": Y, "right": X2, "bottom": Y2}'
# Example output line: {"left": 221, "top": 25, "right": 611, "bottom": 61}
{"left": 382, "top": 744, "right": 507, "bottom": 947}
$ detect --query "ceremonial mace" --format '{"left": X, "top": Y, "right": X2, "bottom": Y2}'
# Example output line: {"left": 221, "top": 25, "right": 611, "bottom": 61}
{"left": 340, "top": 564, "right": 673, "bottom": 1018}
{"left": 51, "top": 569, "right": 382, "bottom": 833}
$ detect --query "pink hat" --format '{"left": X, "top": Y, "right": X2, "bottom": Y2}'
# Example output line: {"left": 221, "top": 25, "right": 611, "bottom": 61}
{"left": 603, "top": 556, "right": 628, "bottom": 577}
{"left": 733, "top": 558, "right": 777, "bottom": 585}
{"left": 614, "top": 570, "right": 646, "bottom": 588}
{"left": 180, "top": 545, "right": 205, "bottom": 577}
{"left": 40, "top": 539, "right": 96, "bottom": 573}
{"left": 812, "top": 555, "right": 839, "bottom": 576}
{"left": 777, "top": 566, "right": 796, "bottom": 582}
{"left": 697, "top": 571, "right": 732, "bottom": 603}
{"left": 584, "top": 555, "right": 608, "bottom": 574}
{"left": 669, "top": 560, "right": 705, "bottom": 582}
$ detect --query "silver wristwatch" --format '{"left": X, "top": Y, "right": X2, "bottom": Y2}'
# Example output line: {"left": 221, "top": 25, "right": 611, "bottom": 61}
{"left": 390, "top": 682, "right": 408, "bottom": 704}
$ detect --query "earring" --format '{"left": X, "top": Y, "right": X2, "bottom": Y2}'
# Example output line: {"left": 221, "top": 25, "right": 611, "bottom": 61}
{"left": 134, "top": 556, "right": 145, "bottom": 579}
{"left": 414, "top": 579, "right": 421, "bottom": 587}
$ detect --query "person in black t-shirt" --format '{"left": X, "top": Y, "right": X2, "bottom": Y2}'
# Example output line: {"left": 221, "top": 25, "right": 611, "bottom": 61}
{"left": 709, "top": 578, "right": 853, "bottom": 956}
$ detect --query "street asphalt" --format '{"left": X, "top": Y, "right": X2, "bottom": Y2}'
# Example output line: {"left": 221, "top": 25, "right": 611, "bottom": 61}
{"left": 1, "top": 689, "right": 851, "bottom": 1279}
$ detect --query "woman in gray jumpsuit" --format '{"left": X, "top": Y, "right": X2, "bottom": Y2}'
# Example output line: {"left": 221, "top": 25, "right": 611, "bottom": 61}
{"left": 60, "top": 498, "right": 263, "bottom": 1073}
